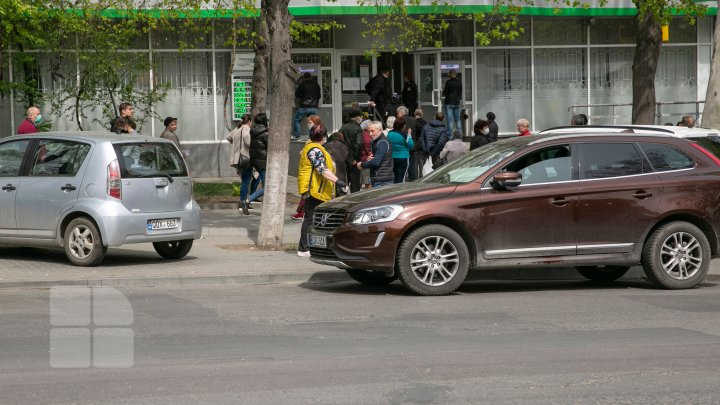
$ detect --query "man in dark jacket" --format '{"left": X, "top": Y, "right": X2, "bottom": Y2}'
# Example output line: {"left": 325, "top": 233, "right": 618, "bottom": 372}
{"left": 442, "top": 70, "right": 462, "bottom": 140}
{"left": 338, "top": 110, "right": 364, "bottom": 192}
{"left": 367, "top": 70, "right": 390, "bottom": 122}
{"left": 293, "top": 73, "right": 321, "bottom": 141}
{"left": 241, "top": 113, "right": 269, "bottom": 214}
{"left": 422, "top": 112, "right": 447, "bottom": 167}
{"left": 401, "top": 73, "right": 418, "bottom": 114}
{"left": 356, "top": 121, "right": 393, "bottom": 188}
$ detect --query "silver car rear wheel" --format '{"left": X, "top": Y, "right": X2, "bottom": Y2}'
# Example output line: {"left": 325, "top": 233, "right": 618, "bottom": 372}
{"left": 64, "top": 217, "right": 107, "bottom": 266}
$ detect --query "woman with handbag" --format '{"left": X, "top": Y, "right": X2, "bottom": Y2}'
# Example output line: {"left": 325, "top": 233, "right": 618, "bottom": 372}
{"left": 227, "top": 114, "right": 253, "bottom": 212}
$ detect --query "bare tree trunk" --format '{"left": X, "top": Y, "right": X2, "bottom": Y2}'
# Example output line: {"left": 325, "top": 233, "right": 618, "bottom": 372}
{"left": 257, "top": 0, "right": 298, "bottom": 249}
{"left": 631, "top": 9, "right": 662, "bottom": 124}
{"left": 701, "top": 1, "right": 720, "bottom": 129}
{"left": 251, "top": 12, "right": 269, "bottom": 116}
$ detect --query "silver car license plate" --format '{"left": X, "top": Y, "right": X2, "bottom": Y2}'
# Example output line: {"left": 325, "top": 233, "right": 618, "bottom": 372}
{"left": 308, "top": 235, "right": 326, "bottom": 248}
{"left": 148, "top": 218, "right": 180, "bottom": 231}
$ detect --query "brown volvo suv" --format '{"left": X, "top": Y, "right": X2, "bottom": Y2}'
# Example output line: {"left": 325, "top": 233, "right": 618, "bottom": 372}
{"left": 308, "top": 133, "right": 720, "bottom": 295}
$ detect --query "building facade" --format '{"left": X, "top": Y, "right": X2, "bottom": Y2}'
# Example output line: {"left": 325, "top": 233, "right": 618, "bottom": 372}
{"left": 1, "top": 3, "right": 717, "bottom": 177}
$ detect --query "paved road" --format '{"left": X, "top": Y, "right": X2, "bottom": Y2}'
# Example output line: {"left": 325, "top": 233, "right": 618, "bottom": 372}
{"left": 1, "top": 281, "right": 720, "bottom": 404}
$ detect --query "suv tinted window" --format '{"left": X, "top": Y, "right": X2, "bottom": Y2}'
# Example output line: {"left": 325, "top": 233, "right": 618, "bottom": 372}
{"left": 0, "top": 140, "right": 29, "bottom": 176}
{"left": 30, "top": 140, "right": 91, "bottom": 176}
{"left": 639, "top": 142, "right": 694, "bottom": 171}
{"left": 504, "top": 145, "right": 572, "bottom": 185}
{"left": 118, "top": 143, "right": 188, "bottom": 178}
{"left": 580, "top": 143, "right": 644, "bottom": 179}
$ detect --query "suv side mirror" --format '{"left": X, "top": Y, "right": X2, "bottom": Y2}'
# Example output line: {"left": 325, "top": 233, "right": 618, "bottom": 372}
{"left": 491, "top": 171, "right": 522, "bottom": 190}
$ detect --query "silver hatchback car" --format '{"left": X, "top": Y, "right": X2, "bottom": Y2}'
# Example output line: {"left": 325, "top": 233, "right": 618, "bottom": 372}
{"left": 0, "top": 132, "right": 202, "bottom": 266}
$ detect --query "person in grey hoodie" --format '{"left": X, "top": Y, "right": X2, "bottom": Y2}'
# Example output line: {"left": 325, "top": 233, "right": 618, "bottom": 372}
{"left": 439, "top": 129, "right": 467, "bottom": 165}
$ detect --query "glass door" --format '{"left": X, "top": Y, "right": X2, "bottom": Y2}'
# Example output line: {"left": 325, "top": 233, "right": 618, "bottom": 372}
{"left": 415, "top": 51, "right": 441, "bottom": 120}
{"left": 334, "top": 51, "right": 375, "bottom": 130}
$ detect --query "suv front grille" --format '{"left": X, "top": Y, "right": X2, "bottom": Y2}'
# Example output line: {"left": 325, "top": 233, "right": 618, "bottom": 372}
{"left": 312, "top": 208, "right": 346, "bottom": 232}
{"left": 309, "top": 246, "right": 338, "bottom": 260}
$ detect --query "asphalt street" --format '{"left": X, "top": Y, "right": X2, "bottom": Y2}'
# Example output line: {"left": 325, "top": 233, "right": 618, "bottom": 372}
{"left": 1, "top": 282, "right": 720, "bottom": 403}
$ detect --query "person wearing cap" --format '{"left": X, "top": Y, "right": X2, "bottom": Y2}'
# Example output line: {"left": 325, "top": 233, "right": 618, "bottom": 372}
{"left": 160, "top": 117, "right": 180, "bottom": 148}
{"left": 293, "top": 72, "right": 321, "bottom": 141}
{"left": 338, "top": 109, "right": 364, "bottom": 192}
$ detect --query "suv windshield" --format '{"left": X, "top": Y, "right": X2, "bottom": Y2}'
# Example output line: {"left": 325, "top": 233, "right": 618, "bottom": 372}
{"left": 420, "top": 138, "right": 527, "bottom": 184}
{"left": 117, "top": 143, "right": 188, "bottom": 178}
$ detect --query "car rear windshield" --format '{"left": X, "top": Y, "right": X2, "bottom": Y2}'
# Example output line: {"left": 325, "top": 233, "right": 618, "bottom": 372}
{"left": 689, "top": 136, "right": 720, "bottom": 160}
{"left": 116, "top": 143, "right": 188, "bottom": 178}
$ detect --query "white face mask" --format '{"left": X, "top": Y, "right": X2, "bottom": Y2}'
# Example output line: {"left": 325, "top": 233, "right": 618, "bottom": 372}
{"left": 482, "top": 128, "right": 490, "bottom": 135}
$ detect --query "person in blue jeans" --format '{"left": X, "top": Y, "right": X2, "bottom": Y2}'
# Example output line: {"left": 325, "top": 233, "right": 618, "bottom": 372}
{"left": 240, "top": 113, "right": 269, "bottom": 215}
{"left": 442, "top": 69, "right": 463, "bottom": 140}
{"left": 292, "top": 73, "right": 321, "bottom": 141}
{"left": 386, "top": 116, "right": 414, "bottom": 183}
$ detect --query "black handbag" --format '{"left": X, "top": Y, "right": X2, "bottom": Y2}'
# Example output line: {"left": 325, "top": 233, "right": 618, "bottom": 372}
{"left": 235, "top": 154, "right": 250, "bottom": 169}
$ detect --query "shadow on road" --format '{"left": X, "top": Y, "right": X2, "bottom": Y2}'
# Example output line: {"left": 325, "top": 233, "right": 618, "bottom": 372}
{"left": 0, "top": 246, "right": 197, "bottom": 267}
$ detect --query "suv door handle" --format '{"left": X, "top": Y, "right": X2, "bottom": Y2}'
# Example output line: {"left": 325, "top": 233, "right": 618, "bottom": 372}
{"left": 2, "top": 184, "right": 16, "bottom": 191}
{"left": 633, "top": 190, "right": 652, "bottom": 199}
{"left": 61, "top": 184, "right": 77, "bottom": 191}
{"left": 551, "top": 197, "right": 570, "bottom": 206}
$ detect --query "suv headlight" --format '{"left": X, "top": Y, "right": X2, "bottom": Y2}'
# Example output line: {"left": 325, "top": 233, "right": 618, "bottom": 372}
{"left": 349, "top": 205, "right": 403, "bottom": 225}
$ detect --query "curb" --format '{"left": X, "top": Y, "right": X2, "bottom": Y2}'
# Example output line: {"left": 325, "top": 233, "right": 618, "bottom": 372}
{"left": 0, "top": 270, "right": 352, "bottom": 289}
{"left": 2, "top": 269, "right": 716, "bottom": 290}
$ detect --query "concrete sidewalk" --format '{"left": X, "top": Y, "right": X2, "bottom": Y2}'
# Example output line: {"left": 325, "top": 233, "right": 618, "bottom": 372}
{"left": 0, "top": 175, "right": 719, "bottom": 289}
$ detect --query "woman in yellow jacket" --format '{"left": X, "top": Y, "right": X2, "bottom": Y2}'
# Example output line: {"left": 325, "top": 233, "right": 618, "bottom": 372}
{"left": 297, "top": 124, "right": 348, "bottom": 257}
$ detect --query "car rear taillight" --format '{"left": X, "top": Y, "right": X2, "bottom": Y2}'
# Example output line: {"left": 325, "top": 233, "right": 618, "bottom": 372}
{"left": 691, "top": 143, "right": 720, "bottom": 166}
{"left": 107, "top": 159, "right": 122, "bottom": 199}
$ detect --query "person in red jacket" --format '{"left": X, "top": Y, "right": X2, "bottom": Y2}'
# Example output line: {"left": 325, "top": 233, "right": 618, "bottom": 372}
{"left": 17, "top": 106, "right": 42, "bottom": 134}
{"left": 516, "top": 118, "right": 532, "bottom": 136}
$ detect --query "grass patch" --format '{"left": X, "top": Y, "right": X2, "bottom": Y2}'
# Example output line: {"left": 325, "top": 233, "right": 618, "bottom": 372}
{"left": 193, "top": 182, "right": 239, "bottom": 202}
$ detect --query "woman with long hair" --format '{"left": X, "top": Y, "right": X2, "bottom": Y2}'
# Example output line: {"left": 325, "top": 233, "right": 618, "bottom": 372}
{"left": 227, "top": 114, "right": 253, "bottom": 212}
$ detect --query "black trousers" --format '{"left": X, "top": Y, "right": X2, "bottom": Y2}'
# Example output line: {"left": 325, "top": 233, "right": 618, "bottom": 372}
{"left": 348, "top": 166, "right": 361, "bottom": 193}
{"left": 298, "top": 196, "right": 322, "bottom": 252}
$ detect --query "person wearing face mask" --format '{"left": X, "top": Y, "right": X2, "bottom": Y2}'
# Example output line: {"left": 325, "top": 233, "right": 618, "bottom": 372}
{"left": 470, "top": 119, "right": 491, "bottom": 151}
{"left": 17, "top": 106, "right": 43, "bottom": 134}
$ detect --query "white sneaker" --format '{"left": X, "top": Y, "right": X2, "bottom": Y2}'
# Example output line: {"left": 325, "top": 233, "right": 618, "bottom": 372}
{"left": 297, "top": 250, "right": 310, "bottom": 257}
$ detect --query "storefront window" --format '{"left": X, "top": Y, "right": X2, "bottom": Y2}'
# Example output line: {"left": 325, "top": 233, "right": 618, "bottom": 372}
{"left": 154, "top": 52, "right": 216, "bottom": 141}
{"left": 475, "top": 49, "right": 532, "bottom": 134}
{"left": 590, "top": 18, "right": 636, "bottom": 45}
{"left": 589, "top": 47, "right": 633, "bottom": 124}
{"left": 485, "top": 18, "right": 531, "bottom": 46}
{"left": 534, "top": 18, "right": 586, "bottom": 46}
{"left": 534, "top": 48, "right": 587, "bottom": 129}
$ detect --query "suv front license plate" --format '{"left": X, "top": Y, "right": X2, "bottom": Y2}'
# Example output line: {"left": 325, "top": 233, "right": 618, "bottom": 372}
{"left": 308, "top": 235, "right": 327, "bottom": 248}
{"left": 148, "top": 218, "right": 180, "bottom": 231}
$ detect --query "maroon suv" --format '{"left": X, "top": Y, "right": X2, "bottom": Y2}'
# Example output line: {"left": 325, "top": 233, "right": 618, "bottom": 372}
{"left": 308, "top": 133, "right": 720, "bottom": 295}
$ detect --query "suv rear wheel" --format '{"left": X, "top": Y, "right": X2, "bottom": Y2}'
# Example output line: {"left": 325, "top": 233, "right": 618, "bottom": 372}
{"left": 642, "top": 222, "right": 710, "bottom": 289}
{"left": 396, "top": 225, "right": 469, "bottom": 296}
{"left": 153, "top": 240, "right": 193, "bottom": 259}
{"left": 64, "top": 217, "right": 107, "bottom": 266}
